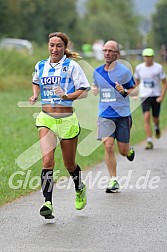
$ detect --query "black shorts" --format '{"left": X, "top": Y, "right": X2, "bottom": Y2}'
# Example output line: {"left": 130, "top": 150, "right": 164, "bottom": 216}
{"left": 141, "top": 97, "right": 161, "bottom": 117}
{"left": 97, "top": 116, "right": 132, "bottom": 143}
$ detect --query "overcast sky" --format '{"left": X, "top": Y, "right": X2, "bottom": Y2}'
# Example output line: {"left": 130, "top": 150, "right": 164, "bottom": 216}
{"left": 77, "top": 0, "right": 159, "bottom": 17}
{"left": 134, "top": 0, "right": 159, "bottom": 16}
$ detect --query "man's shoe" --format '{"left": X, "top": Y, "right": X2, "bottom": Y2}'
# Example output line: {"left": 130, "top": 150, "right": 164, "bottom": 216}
{"left": 155, "top": 128, "right": 161, "bottom": 139}
{"left": 106, "top": 179, "right": 120, "bottom": 193}
{"left": 75, "top": 182, "right": 87, "bottom": 210}
{"left": 145, "top": 141, "right": 153, "bottom": 150}
{"left": 127, "top": 147, "right": 135, "bottom": 161}
{"left": 40, "top": 201, "right": 54, "bottom": 219}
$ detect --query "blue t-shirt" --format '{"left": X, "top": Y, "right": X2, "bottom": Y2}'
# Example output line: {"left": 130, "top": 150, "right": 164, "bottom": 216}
{"left": 93, "top": 62, "right": 135, "bottom": 117}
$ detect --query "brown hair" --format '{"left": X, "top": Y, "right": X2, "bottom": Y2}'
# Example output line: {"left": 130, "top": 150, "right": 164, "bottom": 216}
{"left": 48, "top": 32, "right": 81, "bottom": 59}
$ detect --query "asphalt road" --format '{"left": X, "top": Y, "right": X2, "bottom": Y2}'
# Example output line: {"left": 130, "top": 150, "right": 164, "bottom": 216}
{"left": 1, "top": 131, "right": 167, "bottom": 252}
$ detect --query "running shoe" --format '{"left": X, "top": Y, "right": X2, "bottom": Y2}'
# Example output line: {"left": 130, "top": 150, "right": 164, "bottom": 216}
{"left": 155, "top": 128, "right": 161, "bottom": 139}
{"left": 127, "top": 147, "right": 135, "bottom": 161}
{"left": 75, "top": 182, "right": 87, "bottom": 210}
{"left": 106, "top": 179, "right": 120, "bottom": 193}
{"left": 40, "top": 201, "right": 54, "bottom": 219}
{"left": 145, "top": 141, "right": 153, "bottom": 150}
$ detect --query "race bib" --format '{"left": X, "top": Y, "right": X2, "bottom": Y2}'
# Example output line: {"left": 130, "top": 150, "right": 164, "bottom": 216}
{"left": 100, "top": 88, "right": 116, "bottom": 102}
{"left": 143, "top": 79, "right": 155, "bottom": 88}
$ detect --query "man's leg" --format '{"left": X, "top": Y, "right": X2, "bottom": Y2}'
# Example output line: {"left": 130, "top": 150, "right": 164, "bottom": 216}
{"left": 117, "top": 141, "right": 134, "bottom": 161}
{"left": 144, "top": 111, "right": 154, "bottom": 149}
{"left": 103, "top": 137, "right": 119, "bottom": 193}
{"left": 141, "top": 98, "right": 153, "bottom": 149}
{"left": 153, "top": 116, "right": 161, "bottom": 138}
{"left": 152, "top": 100, "right": 161, "bottom": 138}
{"left": 144, "top": 111, "right": 152, "bottom": 138}
{"left": 103, "top": 137, "right": 116, "bottom": 177}
{"left": 117, "top": 141, "right": 130, "bottom": 156}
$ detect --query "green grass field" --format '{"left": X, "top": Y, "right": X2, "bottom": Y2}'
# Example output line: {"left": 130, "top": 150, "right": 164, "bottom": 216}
{"left": 0, "top": 49, "right": 167, "bottom": 205}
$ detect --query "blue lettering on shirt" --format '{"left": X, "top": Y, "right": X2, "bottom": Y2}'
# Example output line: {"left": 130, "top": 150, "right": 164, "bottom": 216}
{"left": 41, "top": 76, "right": 61, "bottom": 85}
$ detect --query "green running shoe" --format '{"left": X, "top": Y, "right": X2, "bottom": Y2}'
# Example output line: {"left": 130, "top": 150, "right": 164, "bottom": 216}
{"left": 75, "top": 182, "right": 87, "bottom": 210}
{"left": 106, "top": 179, "right": 120, "bottom": 193}
{"left": 127, "top": 147, "right": 135, "bottom": 161}
{"left": 145, "top": 141, "right": 153, "bottom": 150}
{"left": 40, "top": 201, "right": 54, "bottom": 219}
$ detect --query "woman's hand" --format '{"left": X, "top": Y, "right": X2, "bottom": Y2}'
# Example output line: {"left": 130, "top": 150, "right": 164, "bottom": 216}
{"left": 53, "top": 86, "right": 65, "bottom": 98}
{"left": 29, "top": 95, "right": 38, "bottom": 105}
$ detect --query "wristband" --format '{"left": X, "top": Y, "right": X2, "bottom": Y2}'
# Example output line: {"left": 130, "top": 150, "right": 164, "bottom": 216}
{"left": 62, "top": 94, "right": 69, "bottom": 100}
{"left": 124, "top": 88, "right": 128, "bottom": 97}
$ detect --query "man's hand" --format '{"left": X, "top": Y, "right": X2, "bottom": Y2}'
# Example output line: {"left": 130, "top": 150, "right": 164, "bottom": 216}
{"left": 156, "top": 96, "right": 163, "bottom": 103}
{"left": 91, "top": 84, "right": 99, "bottom": 96}
{"left": 115, "top": 82, "right": 125, "bottom": 94}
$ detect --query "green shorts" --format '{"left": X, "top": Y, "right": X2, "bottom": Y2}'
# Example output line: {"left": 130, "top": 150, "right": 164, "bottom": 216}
{"left": 36, "top": 111, "right": 80, "bottom": 139}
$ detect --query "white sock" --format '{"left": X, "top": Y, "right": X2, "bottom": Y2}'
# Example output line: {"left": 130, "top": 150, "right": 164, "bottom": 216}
{"left": 147, "top": 137, "right": 153, "bottom": 142}
{"left": 111, "top": 176, "right": 117, "bottom": 181}
{"left": 154, "top": 124, "right": 159, "bottom": 130}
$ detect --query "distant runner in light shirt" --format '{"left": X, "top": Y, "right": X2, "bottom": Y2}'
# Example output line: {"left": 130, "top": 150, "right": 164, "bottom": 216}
{"left": 134, "top": 48, "right": 167, "bottom": 150}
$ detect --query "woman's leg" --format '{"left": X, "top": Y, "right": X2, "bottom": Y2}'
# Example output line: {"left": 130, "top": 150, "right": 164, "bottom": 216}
{"left": 39, "top": 128, "right": 57, "bottom": 203}
{"left": 60, "top": 137, "right": 82, "bottom": 191}
{"left": 60, "top": 136, "right": 86, "bottom": 210}
{"left": 60, "top": 137, "right": 78, "bottom": 171}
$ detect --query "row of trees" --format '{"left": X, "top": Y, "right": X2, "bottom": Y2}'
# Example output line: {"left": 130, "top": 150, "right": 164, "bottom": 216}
{"left": 0, "top": 0, "right": 79, "bottom": 45}
{"left": 152, "top": 0, "right": 167, "bottom": 49}
{"left": 0, "top": 0, "right": 167, "bottom": 50}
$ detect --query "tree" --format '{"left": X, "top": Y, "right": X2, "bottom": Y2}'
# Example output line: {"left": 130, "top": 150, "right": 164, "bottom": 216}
{"left": 0, "top": 0, "right": 142, "bottom": 49}
{"left": 0, "top": 0, "right": 80, "bottom": 45}
{"left": 152, "top": 0, "right": 167, "bottom": 48}
{"left": 79, "top": 0, "right": 140, "bottom": 49}
{"left": 20, "top": 0, "right": 79, "bottom": 44}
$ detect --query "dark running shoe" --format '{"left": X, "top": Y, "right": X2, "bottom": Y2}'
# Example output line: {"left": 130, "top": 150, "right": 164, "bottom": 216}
{"left": 155, "top": 128, "right": 161, "bottom": 139}
{"left": 106, "top": 179, "right": 120, "bottom": 193}
{"left": 127, "top": 147, "right": 135, "bottom": 161}
{"left": 145, "top": 141, "right": 153, "bottom": 150}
